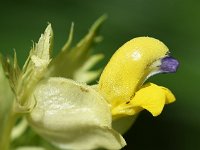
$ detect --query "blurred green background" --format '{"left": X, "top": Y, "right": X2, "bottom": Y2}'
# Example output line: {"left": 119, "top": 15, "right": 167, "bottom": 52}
{"left": 0, "top": 0, "right": 199, "bottom": 149}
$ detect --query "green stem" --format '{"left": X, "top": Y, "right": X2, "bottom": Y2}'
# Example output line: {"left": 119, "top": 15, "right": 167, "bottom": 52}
{"left": 0, "top": 106, "right": 17, "bottom": 150}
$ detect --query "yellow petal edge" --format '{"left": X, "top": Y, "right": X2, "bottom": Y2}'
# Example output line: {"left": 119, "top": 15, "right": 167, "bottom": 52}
{"left": 112, "top": 83, "right": 175, "bottom": 119}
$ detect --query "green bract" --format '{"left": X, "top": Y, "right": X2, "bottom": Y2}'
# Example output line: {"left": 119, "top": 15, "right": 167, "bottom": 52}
{"left": 1, "top": 16, "right": 127, "bottom": 150}
{"left": 27, "top": 78, "right": 125, "bottom": 149}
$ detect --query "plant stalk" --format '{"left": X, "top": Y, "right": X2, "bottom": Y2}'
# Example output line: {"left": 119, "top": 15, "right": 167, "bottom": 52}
{"left": 0, "top": 105, "right": 17, "bottom": 150}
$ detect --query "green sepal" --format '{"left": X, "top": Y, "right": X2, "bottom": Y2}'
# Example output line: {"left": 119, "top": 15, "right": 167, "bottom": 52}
{"left": 1, "top": 24, "right": 53, "bottom": 113}
{"left": 46, "top": 15, "right": 107, "bottom": 83}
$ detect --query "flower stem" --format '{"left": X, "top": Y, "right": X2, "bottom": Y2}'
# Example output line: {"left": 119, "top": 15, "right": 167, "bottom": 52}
{"left": 0, "top": 105, "right": 17, "bottom": 150}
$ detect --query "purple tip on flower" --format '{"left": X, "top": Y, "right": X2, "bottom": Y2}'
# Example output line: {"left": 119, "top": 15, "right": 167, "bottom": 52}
{"left": 160, "top": 56, "right": 179, "bottom": 73}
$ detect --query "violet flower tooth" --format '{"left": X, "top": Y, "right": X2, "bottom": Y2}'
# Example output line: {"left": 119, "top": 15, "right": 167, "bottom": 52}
{"left": 160, "top": 56, "right": 179, "bottom": 73}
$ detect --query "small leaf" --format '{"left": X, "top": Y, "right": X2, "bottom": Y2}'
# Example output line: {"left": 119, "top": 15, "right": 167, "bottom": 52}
{"left": 1, "top": 24, "right": 53, "bottom": 112}
{"left": 61, "top": 22, "right": 74, "bottom": 52}
{"left": 16, "top": 24, "right": 53, "bottom": 111}
{"left": 74, "top": 54, "right": 104, "bottom": 83}
{"left": 11, "top": 118, "right": 28, "bottom": 141}
{"left": 0, "top": 51, "right": 20, "bottom": 94}
{"left": 46, "top": 15, "right": 107, "bottom": 83}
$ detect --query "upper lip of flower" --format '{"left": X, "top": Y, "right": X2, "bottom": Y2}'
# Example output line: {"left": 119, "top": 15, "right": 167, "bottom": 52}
{"left": 98, "top": 37, "right": 179, "bottom": 120}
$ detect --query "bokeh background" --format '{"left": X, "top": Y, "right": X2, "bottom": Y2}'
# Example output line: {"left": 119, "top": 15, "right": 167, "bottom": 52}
{"left": 0, "top": 0, "right": 199, "bottom": 149}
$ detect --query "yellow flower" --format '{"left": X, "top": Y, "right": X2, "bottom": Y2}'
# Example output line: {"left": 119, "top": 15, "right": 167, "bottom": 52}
{"left": 27, "top": 36, "right": 178, "bottom": 150}
{"left": 98, "top": 37, "right": 179, "bottom": 121}
{"left": 0, "top": 16, "right": 179, "bottom": 150}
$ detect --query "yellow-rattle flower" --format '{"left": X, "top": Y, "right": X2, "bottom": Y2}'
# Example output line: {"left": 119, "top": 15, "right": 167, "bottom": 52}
{"left": 26, "top": 36, "right": 178, "bottom": 150}
{"left": 1, "top": 17, "right": 179, "bottom": 150}
{"left": 99, "top": 37, "right": 179, "bottom": 120}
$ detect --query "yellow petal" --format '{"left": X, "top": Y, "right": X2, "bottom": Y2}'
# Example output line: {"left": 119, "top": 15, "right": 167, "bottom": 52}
{"left": 130, "top": 83, "right": 166, "bottom": 116}
{"left": 160, "top": 86, "right": 176, "bottom": 104}
{"left": 99, "top": 37, "right": 169, "bottom": 107}
{"left": 112, "top": 83, "right": 175, "bottom": 118}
